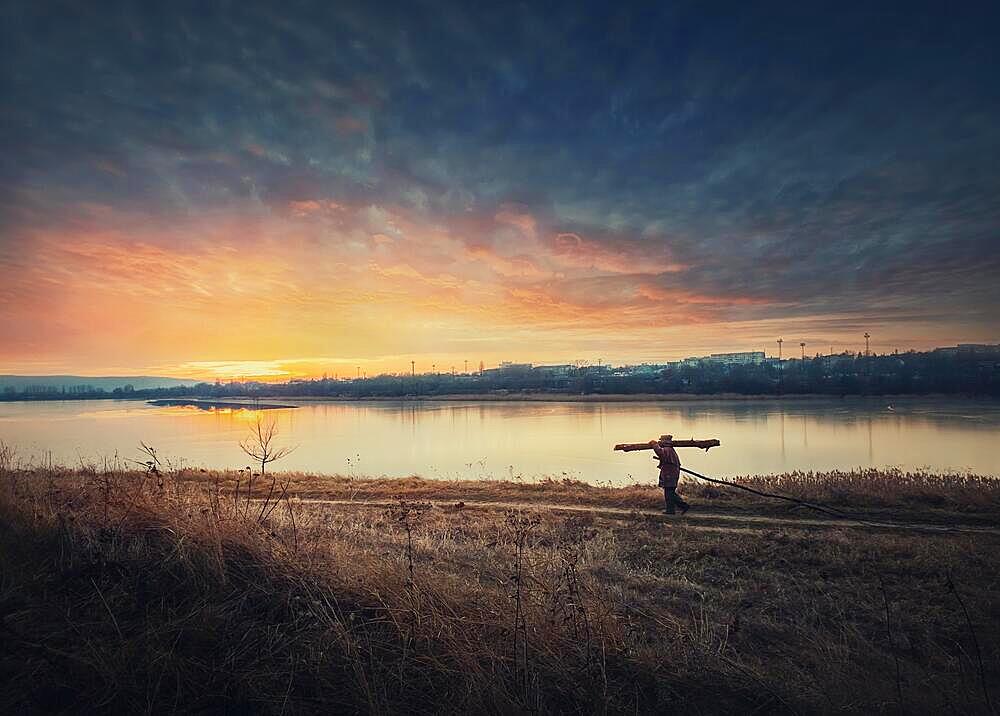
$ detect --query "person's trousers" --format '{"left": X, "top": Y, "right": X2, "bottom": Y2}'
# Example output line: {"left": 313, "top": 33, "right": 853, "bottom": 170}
{"left": 663, "top": 486, "right": 689, "bottom": 512}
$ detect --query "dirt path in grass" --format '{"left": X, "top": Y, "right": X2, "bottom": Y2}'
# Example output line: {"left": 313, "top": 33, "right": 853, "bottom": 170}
{"left": 288, "top": 497, "right": 1000, "bottom": 536}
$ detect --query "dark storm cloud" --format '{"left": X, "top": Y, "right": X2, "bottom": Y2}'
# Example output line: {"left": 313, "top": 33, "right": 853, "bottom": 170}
{"left": 2, "top": 0, "right": 998, "bottom": 325}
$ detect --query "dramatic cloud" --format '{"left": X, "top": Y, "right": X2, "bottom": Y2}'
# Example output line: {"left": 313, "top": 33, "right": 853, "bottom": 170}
{"left": 1, "top": 1, "right": 998, "bottom": 376}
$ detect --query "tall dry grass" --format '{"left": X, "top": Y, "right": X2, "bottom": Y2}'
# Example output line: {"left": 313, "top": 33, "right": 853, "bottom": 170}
{"left": 161, "top": 465, "right": 1000, "bottom": 522}
{"left": 732, "top": 467, "right": 1000, "bottom": 510}
{"left": 1, "top": 454, "right": 998, "bottom": 713}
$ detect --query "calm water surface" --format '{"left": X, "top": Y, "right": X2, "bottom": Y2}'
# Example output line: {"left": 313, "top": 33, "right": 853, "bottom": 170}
{"left": 1, "top": 398, "right": 997, "bottom": 483}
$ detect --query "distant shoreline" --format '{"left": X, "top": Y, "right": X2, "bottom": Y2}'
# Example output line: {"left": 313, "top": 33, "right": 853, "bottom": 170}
{"left": 2, "top": 391, "right": 996, "bottom": 405}
{"left": 273, "top": 392, "right": 996, "bottom": 403}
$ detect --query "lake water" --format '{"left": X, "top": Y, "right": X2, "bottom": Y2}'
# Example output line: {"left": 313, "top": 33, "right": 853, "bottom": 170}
{"left": 1, "top": 398, "right": 997, "bottom": 483}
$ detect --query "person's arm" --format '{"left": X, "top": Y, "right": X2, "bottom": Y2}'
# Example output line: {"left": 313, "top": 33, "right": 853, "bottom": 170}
{"left": 649, "top": 440, "right": 663, "bottom": 457}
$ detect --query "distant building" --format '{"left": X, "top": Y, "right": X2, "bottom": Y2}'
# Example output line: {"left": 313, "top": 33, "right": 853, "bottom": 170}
{"left": 482, "top": 361, "right": 534, "bottom": 378}
{"left": 534, "top": 364, "right": 574, "bottom": 376}
{"left": 499, "top": 361, "right": 533, "bottom": 371}
{"left": 622, "top": 363, "right": 664, "bottom": 375}
{"left": 677, "top": 357, "right": 702, "bottom": 367}
{"left": 706, "top": 351, "right": 766, "bottom": 366}
{"left": 958, "top": 343, "right": 1000, "bottom": 353}
{"left": 934, "top": 344, "right": 1000, "bottom": 356}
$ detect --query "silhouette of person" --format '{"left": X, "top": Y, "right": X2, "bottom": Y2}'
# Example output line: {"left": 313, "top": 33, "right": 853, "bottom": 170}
{"left": 650, "top": 435, "right": 689, "bottom": 514}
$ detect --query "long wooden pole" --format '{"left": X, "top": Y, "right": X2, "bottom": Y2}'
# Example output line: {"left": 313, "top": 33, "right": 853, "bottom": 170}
{"left": 614, "top": 438, "right": 720, "bottom": 452}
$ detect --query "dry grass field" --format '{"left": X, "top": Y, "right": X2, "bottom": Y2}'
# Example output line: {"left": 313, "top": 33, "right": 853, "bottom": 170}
{"left": 1, "top": 451, "right": 998, "bottom": 713}
{"left": 181, "top": 465, "right": 1000, "bottom": 524}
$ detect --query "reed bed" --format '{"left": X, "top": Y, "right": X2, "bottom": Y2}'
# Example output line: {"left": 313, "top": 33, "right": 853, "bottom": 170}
{"left": 734, "top": 467, "right": 1000, "bottom": 510}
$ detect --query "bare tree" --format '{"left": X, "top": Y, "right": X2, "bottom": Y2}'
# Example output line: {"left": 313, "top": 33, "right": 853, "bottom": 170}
{"left": 239, "top": 415, "right": 296, "bottom": 477}
{"left": 239, "top": 415, "right": 296, "bottom": 522}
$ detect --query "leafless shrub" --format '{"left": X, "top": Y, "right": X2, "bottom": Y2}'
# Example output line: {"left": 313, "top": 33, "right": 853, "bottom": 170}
{"left": 238, "top": 415, "right": 296, "bottom": 527}
{"left": 946, "top": 571, "right": 994, "bottom": 714}
{"left": 239, "top": 415, "right": 297, "bottom": 477}
{"left": 504, "top": 509, "right": 541, "bottom": 702}
{"left": 387, "top": 498, "right": 432, "bottom": 582}
{"left": 551, "top": 515, "right": 597, "bottom": 667}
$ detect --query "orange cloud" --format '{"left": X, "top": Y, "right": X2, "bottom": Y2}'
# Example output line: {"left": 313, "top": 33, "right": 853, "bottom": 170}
{"left": 463, "top": 244, "right": 549, "bottom": 279}
{"left": 0, "top": 201, "right": 846, "bottom": 376}
{"left": 494, "top": 209, "right": 537, "bottom": 237}
{"left": 288, "top": 199, "right": 346, "bottom": 217}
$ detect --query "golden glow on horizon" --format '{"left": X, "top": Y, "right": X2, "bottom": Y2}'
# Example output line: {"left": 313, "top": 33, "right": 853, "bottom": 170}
{"left": 1, "top": 201, "right": 990, "bottom": 378}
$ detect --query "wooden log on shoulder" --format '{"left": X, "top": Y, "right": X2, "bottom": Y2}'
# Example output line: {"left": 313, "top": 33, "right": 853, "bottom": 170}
{"left": 613, "top": 439, "right": 720, "bottom": 452}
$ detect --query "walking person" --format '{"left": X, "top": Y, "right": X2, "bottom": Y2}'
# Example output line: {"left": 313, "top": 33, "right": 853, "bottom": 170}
{"left": 650, "top": 435, "right": 689, "bottom": 514}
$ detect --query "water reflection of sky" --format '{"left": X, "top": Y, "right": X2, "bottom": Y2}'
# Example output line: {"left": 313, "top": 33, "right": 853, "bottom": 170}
{"left": 0, "top": 398, "right": 997, "bottom": 482}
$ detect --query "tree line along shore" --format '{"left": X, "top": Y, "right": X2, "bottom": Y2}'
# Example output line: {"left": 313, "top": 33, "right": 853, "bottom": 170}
{"left": 3, "top": 346, "right": 999, "bottom": 401}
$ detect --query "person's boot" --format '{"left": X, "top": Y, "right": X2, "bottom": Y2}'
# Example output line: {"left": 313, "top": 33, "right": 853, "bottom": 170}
{"left": 678, "top": 502, "right": 690, "bottom": 515}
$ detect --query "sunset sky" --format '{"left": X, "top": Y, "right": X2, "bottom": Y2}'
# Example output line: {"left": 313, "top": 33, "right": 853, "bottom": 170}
{"left": 2, "top": 2, "right": 998, "bottom": 380}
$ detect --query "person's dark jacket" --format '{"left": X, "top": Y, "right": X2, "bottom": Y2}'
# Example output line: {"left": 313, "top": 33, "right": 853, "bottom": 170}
{"left": 653, "top": 444, "right": 681, "bottom": 488}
